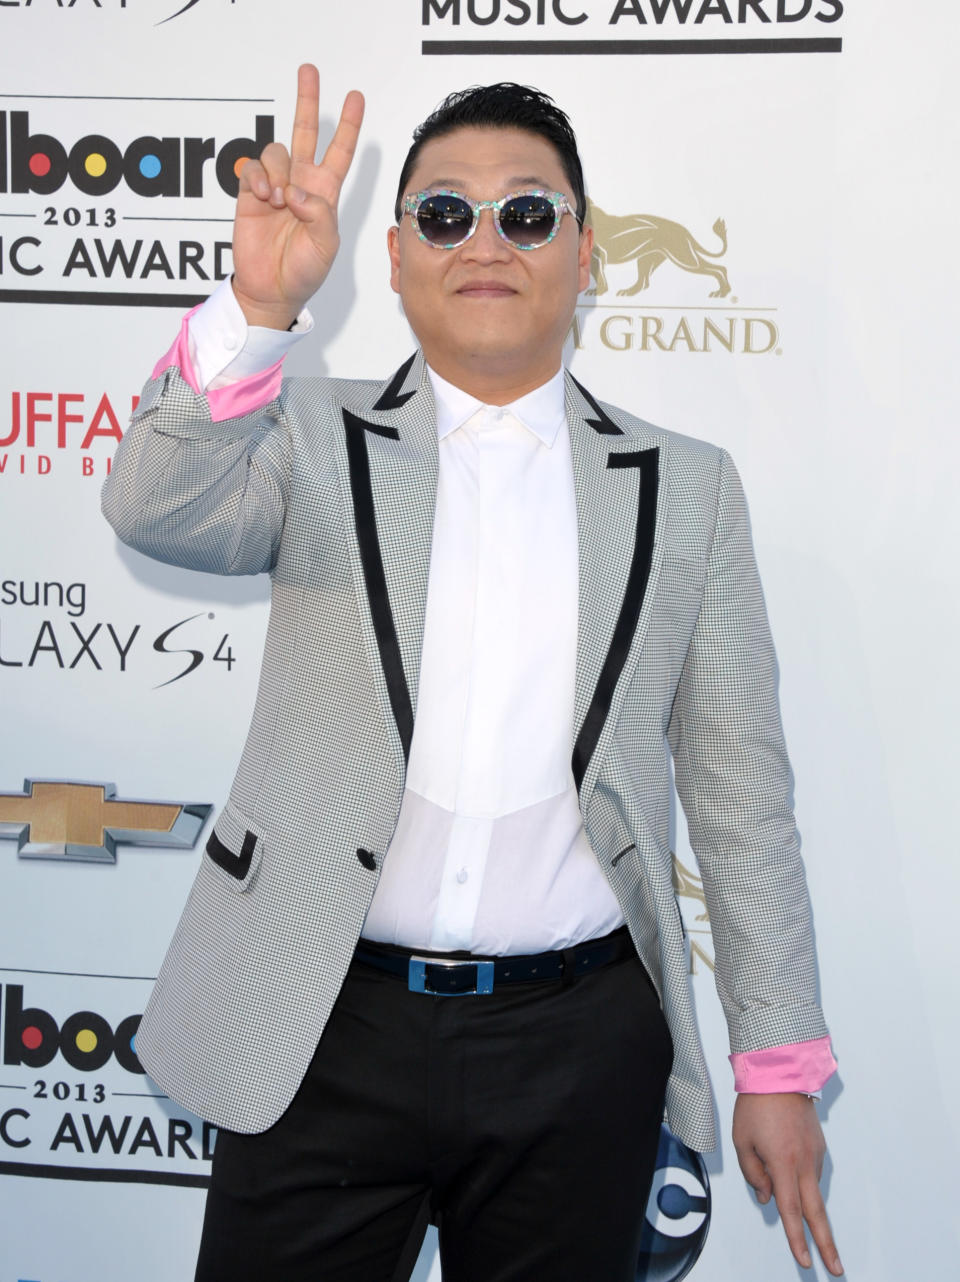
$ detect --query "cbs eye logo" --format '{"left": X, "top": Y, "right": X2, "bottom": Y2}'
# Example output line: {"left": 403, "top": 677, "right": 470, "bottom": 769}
{"left": 636, "top": 1127, "right": 711, "bottom": 1282}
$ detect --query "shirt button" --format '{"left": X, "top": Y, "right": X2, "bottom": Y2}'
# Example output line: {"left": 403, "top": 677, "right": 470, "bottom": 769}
{"left": 224, "top": 333, "right": 239, "bottom": 351}
{"left": 456, "top": 868, "right": 469, "bottom": 884}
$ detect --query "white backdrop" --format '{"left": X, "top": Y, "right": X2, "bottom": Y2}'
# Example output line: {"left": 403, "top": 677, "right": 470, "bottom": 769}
{"left": 1, "top": 2, "right": 958, "bottom": 1279}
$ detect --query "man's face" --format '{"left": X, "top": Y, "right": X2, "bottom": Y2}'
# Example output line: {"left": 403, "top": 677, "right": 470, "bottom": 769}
{"left": 388, "top": 126, "right": 592, "bottom": 393}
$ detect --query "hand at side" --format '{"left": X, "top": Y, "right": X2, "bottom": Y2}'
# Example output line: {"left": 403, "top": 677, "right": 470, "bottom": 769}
{"left": 733, "top": 1092, "right": 843, "bottom": 1275}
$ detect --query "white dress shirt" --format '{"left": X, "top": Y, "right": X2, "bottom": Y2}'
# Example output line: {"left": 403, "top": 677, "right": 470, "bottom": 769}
{"left": 188, "top": 279, "right": 625, "bottom": 956}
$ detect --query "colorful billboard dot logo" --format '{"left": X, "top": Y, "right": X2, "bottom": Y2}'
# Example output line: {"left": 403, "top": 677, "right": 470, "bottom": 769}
{"left": 75, "top": 1027, "right": 98, "bottom": 1054}
{"left": 2, "top": 112, "right": 274, "bottom": 199}
{"left": 21, "top": 1025, "right": 43, "bottom": 1051}
{"left": 2, "top": 985, "right": 144, "bottom": 1074}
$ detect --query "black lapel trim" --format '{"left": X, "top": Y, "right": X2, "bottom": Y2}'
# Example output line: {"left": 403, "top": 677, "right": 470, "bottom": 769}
{"left": 206, "top": 828, "right": 255, "bottom": 881}
{"left": 372, "top": 354, "right": 418, "bottom": 412}
{"left": 572, "top": 446, "right": 660, "bottom": 791}
{"left": 342, "top": 409, "right": 414, "bottom": 762}
{"left": 570, "top": 374, "right": 623, "bottom": 436}
{"left": 608, "top": 449, "right": 652, "bottom": 470}
{"left": 344, "top": 408, "right": 399, "bottom": 441}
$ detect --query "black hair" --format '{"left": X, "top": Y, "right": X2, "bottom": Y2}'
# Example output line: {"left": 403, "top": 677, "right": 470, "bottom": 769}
{"left": 394, "top": 83, "right": 586, "bottom": 228}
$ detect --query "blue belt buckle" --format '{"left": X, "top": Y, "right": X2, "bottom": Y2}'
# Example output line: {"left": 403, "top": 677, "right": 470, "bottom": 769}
{"left": 408, "top": 957, "right": 495, "bottom": 995}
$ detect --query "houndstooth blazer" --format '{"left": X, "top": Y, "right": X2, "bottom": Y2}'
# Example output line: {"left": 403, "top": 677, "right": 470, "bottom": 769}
{"left": 101, "top": 349, "right": 828, "bottom": 1153}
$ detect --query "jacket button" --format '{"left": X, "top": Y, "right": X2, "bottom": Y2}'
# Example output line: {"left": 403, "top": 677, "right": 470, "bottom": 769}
{"left": 356, "top": 847, "right": 377, "bottom": 870}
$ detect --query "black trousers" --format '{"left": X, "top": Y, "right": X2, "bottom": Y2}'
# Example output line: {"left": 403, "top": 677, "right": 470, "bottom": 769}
{"left": 195, "top": 931, "right": 673, "bottom": 1282}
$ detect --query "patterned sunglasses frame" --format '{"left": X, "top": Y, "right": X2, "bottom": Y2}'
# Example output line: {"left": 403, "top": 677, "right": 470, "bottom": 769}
{"left": 400, "top": 188, "right": 578, "bottom": 251}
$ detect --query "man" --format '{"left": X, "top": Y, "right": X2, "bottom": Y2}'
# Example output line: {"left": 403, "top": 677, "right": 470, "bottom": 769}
{"left": 102, "top": 65, "right": 842, "bottom": 1281}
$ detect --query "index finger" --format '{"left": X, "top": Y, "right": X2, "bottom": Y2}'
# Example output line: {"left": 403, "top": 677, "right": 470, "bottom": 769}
{"left": 290, "top": 62, "right": 320, "bottom": 165}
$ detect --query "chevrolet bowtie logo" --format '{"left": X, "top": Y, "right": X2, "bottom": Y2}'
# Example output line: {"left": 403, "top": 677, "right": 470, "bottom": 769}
{"left": 0, "top": 780, "right": 212, "bottom": 863}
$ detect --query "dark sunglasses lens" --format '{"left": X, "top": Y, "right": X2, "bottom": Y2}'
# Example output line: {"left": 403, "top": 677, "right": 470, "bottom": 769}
{"left": 416, "top": 194, "right": 474, "bottom": 245}
{"left": 499, "top": 195, "right": 558, "bottom": 246}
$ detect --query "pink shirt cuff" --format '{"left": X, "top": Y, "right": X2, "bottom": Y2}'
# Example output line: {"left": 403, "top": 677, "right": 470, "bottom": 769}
{"left": 730, "top": 1036, "right": 837, "bottom": 1093}
{"left": 151, "top": 308, "right": 284, "bottom": 424}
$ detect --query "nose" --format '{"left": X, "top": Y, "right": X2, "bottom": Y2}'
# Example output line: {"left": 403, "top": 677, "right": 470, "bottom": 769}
{"left": 460, "top": 206, "right": 512, "bottom": 262}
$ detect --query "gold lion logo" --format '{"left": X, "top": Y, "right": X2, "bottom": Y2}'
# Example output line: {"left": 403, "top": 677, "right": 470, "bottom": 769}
{"left": 586, "top": 200, "right": 732, "bottom": 300}
{"left": 672, "top": 852, "right": 714, "bottom": 974}
{"left": 672, "top": 853, "right": 710, "bottom": 923}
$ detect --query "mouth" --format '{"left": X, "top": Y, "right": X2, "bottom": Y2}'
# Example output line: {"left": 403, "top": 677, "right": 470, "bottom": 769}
{"left": 455, "top": 281, "right": 518, "bottom": 299}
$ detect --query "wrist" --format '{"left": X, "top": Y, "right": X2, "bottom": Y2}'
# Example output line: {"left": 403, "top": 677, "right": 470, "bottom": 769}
{"left": 230, "top": 278, "right": 303, "bottom": 331}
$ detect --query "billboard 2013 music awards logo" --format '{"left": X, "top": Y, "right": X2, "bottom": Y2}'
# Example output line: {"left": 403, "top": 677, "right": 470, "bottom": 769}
{"left": 0, "top": 99, "right": 273, "bottom": 308}
{"left": 0, "top": 969, "right": 214, "bottom": 1185}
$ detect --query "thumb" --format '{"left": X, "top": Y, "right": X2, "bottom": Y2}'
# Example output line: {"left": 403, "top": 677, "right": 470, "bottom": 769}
{"left": 284, "top": 182, "right": 336, "bottom": 230}
{"left": 737, "top": 1145, "right": 773, "bottom": 1205}
{"left": 282, "top": 184, "right": 340, "bottom": 275}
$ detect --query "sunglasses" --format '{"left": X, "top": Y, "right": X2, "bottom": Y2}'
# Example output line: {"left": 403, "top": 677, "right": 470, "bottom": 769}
{"left": 400, "top": 188, "right": 577, "bottom": 251}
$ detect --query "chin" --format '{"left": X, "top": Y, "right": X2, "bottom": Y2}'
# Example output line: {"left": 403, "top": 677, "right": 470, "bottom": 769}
{"left": 419, "top": 327, "right": 513, "bottom": 365}
{"left": 462, "top": 337, "right": 527, "bottom": 366}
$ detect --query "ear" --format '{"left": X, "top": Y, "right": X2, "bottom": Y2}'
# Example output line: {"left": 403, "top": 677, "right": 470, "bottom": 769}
{"left": 577, "top": 222, "right": 594, "bottom": 295}
{"left": 387, "top": 224, "right": 401, "bottom": 295}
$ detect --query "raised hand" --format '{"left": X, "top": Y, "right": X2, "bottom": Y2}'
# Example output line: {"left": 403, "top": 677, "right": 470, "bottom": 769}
{"left": 231, "top": 63, "right": 364, "bottom": 329}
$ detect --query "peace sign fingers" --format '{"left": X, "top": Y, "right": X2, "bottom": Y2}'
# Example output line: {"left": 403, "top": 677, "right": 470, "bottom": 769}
{"left": 290, "top": 63, "right": 364, "bottom": 210}
{"left": 231, "top": 64, "right": 365, "bottom": 328}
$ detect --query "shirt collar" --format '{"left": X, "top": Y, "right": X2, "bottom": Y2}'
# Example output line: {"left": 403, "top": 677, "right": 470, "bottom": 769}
{"left": 426, "top": 364, "right": 566, "bottom": 448}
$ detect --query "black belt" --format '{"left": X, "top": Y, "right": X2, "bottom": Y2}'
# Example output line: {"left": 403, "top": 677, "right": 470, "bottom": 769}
{"left": 353, "top": 925, "right": 634, "bottom": 996}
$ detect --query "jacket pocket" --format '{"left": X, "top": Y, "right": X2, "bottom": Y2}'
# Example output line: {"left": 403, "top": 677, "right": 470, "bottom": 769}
{"left": 202, "top": 803, "right": 266, "bottom": 893}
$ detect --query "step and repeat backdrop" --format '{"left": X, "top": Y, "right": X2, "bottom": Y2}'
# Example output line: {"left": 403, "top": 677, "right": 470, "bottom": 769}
{"left": 1, "top": 3, "right": 957, "bottom": 1280}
